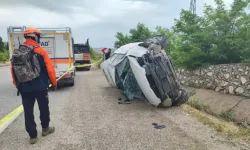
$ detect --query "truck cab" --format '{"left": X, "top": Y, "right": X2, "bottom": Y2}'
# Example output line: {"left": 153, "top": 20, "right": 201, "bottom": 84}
{"left": 74, "top": 39, "right": 91, "bottom": 71}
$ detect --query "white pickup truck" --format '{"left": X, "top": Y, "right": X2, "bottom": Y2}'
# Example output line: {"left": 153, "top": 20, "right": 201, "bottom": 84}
{"left": 7, "top": 26, "right": 75, "bottom": 87}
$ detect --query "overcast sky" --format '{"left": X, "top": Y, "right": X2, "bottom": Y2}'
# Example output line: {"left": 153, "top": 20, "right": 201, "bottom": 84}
{"left": 0, "top": 0, "right": 233, "bottom": 48}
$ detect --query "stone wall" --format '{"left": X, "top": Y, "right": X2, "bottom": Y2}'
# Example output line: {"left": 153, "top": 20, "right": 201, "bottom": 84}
{"left": 176, "top": 63, "right": 250, "bottom": 97}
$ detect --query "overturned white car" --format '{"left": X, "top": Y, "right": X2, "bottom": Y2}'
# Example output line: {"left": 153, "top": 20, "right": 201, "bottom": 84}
{"left": 100, "top": 36, "right": 189, "bottom": 107}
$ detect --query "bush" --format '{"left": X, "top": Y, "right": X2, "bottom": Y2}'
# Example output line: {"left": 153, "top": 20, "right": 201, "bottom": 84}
{"left": 0, "top": 51, "right": 9, "bottom": 63}
{"left": 96, "top": 57, "right": 104, "bottom": 69}
{"left": 89, "top": 47, "right": 98, "bottom": 60}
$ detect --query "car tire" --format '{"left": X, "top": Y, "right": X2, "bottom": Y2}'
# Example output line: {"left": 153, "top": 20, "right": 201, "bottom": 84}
{"left": 172, "top": 88, "right": 189, "bottom": 106}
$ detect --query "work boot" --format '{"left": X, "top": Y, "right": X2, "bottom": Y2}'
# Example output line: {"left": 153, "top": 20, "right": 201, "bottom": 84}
{"left": 29, "top": 137, "right": 38, "bottom": 144}
{"left": 42, "top": 126, "right": 55, "bottom": 136}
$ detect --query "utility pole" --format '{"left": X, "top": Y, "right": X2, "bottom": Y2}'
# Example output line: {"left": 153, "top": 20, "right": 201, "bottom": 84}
{"left": 190, "top": 0, "right": 196, "bottom": 14}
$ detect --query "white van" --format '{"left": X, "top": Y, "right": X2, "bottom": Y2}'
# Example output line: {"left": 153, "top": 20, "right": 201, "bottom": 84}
{"left": 7, "top": 26, "right": 75, "bottom": 87}
{"left": 100, "top": 36, "right": 189, "bottom": 107}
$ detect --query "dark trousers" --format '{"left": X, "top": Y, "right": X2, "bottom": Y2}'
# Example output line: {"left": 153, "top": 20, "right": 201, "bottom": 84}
{"left": 21, "top": 90, "right": 50, "bottom": 138}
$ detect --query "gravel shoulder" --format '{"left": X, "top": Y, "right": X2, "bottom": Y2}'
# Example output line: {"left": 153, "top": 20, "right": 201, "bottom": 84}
{"left": 0, "top": 68, "right": 249, "bottom": 150}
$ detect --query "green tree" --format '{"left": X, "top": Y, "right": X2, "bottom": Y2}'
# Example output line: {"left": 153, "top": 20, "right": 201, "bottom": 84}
{"left": 114, "top": 23, "right": 152, "bottom": 48}
{"left": 89, "top": 46, "right": 98, "bottom": 60}
{"left": 114, "top": 32, "right": 131, "bottom": 48}
{"left": 129, "top": 23, "right": 152, "bottom": 42}
{"left": 0, "top": 36, "right": 4, "bottom": 52}
{"left": 202, "top": 0, "right": 250, "bottom": 64}
{"left": 171, "top": 10, "right": 212, "bottom": 68}
{"left": 5, "top": 42, "right": 9, "bottom": 50}
{"left": 171, "top": 0, "right": 250, "bottom": 68}
{"left": 114, "top": 23, "right": 173, "bottom": 49}
{"left": 114, "top": 0, "right": 250, "bottom": 69}
{"left": 152, "top": 26, "right": 174, "bottom": 54}
{"left": 0, "top": 36, "right": 9, "bottom": 62}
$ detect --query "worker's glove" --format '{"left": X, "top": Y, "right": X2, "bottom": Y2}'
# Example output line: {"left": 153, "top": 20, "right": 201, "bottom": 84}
{"left": 49, "top": 85, "right": 57, "bottom": 91}
{"left": 51, "top": 86, "right": 57, "bottom": 91}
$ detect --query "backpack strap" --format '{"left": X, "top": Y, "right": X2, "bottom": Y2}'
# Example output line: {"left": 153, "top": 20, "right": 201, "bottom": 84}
{"left": 11, "top": 65, "right": 21, "bottom": 96}
{"left": 22, "top": 45, "right": 39, "bottom": 73}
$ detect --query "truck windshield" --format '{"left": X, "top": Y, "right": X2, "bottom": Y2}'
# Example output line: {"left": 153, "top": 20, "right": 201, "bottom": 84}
{"left": 74, "top": 45, "right": 89, "bottom": 53}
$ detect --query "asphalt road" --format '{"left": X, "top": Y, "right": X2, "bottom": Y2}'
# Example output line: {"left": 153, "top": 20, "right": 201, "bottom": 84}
{"left": 0, "top": 66, "right": 21, "bottom": 119}
{"left": 0, "top": 68, "right": 250, "bottom": 150}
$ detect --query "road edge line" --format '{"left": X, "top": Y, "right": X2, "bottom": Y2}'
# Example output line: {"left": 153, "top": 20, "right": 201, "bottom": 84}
{"left": 0, "top": 65, "right": 9, "bottom": 68}
{"left": 0, "top": 105, "right": 23, "bottom": 134}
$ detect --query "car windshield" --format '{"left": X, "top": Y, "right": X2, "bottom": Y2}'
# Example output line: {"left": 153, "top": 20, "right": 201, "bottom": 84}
{"left": 74, "top": 45, "right": 89, "bottom": 53}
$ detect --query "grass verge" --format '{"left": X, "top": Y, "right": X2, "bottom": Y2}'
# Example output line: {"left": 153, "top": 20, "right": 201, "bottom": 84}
{"left": 183, "top": 96, "right": 250, "bottom": 142}
{"left": 96, "top": 57, "right": 104, "bottom": 69}
{"left": 0, "top": 51, "right": 9, "bottom": 63}
{"left": 90, "top": 56, "right": 104, "bottom": 69}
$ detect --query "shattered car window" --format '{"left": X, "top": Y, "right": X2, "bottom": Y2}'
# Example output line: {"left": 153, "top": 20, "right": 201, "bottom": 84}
{"left": 115, "top": 58, "right": 145, "bottom": 100}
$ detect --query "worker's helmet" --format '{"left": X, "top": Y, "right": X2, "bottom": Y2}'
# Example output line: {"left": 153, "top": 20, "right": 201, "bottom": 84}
{"left": 24, "top": 27, "right": 42, "bottom": 43}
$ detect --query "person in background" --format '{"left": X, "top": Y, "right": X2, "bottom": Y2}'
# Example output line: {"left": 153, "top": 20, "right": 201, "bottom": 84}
{"left": 105, "top": 48, "right": 112, "bottom": 60}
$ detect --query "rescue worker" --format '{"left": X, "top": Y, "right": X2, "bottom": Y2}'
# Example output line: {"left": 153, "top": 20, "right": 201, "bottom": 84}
{"left": 10, "top": 27, "right": 57, "bottom": 144}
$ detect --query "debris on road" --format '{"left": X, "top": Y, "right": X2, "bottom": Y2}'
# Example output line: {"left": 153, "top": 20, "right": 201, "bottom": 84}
{"left": 117, "top": 97, "right": 132, "bottom": 104}
{"left": 152, "top": 123, "right": 166, "bottom": 129}
{"left": 100, "top": 35, "right": 189, "bottom": 108}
